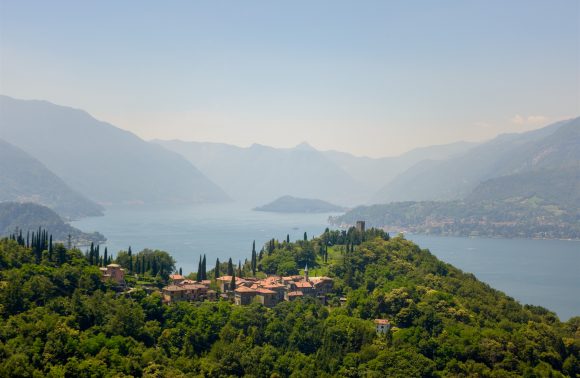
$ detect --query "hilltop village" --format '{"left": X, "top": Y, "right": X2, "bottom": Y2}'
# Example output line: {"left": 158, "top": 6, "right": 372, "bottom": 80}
{"left": 100, "top": 262, "right": 334, "bottom": 308}
{"left": 166, "top": 266, "right": 333, "bottom": 307}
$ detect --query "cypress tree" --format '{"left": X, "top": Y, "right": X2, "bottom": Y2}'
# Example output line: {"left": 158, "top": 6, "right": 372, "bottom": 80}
{"left": 90, "top": 243, "right": 94, "bottom": 265}
{"left": 128, "top": 246, "right": 133, "bottom": 274}
{"left": 197, "top": 255, "right": 202, "bottom": 281}
{"left": 202, "top": 254, "right": 207, "bottom": 280}
{"left": 179, "top": 267, "right": 182, "bottom": 276}
{"left": 251, "top": 249, "right": 257, "bottom": 276}
{"left": 215, "top": 258, "right": 221, "bottom": 279}
{"left": 104, "top": 248, "right": 108, "bottom": 267}
{"left": 227, "top": 258, "right": 234, "bottom": 276}
{"left": 286, "top": 234, "right": 290, "bottom": 243}
{"left": 237, "top": 260, "right": 242, "bottom": 278}
{"left": 48, "top": 235, "right": 53, "bottom": 262}
{"left": 304, "top": 232, "right": 308, "bottom": 241}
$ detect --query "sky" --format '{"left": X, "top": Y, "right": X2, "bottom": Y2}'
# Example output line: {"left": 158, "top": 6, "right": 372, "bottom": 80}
{"left": 0, "top": 1, "right": 578, "bottom": 157}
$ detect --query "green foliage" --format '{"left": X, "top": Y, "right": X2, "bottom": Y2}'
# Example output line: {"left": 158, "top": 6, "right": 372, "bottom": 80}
{"left": 116, "top": 248, "right": 175, "bottom": 281}
{"left": 0, "top": 233, "right": 577, "bottom": 377}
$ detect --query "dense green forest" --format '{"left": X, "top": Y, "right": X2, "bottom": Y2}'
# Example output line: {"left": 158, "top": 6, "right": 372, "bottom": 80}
{"left": 0, "top": 228, "right": 578, "bottom": 377}
{"left": 331, "top": 198, "right": 580, "bottom": 240}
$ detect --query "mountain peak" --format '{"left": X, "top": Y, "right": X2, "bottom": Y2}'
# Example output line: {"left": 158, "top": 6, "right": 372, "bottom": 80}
{"left": 294, "top": 142, "right": 316, "bottom": 151}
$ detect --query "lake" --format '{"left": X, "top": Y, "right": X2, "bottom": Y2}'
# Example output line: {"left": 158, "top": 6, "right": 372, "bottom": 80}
{"left": 72, "top": 203, "right": 580, "bottom": 321}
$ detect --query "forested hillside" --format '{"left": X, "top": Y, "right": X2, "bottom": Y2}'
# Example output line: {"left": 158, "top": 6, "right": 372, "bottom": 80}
{"left": 0, "top": 139, "right": 103, "bottom": 219}
{"left": 331, "top": 198, "right": 580, "bottom": 240}
{"left": 372, "top": 117, "right": 579, "bottom": 204}
{"left": 0, "top": 228, "right": 578, "bottom": 376}
{"left": 0, "top": 202, "right": 105, "bottom": 245}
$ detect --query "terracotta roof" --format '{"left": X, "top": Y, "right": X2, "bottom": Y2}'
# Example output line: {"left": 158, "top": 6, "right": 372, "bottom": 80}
{"left": 217, "top": 275, "right": 247, "bottom": 283}
{"left": 263, "top": 283, "right": 285, "bottom": 289}
{"left": 181, "top": 284, "right": 207, "bottom": 290}
{"left": 288, "top": 291, "right": 304, "bottom": 296}
{"left": 294, "top": 281, "right": 313, "bottom": 288}
{"left": 107, "top": 264, "right": 121, "bottom": 268}
{"left": 234, "top": 286, "right": 257, "bottom": 294}
{"left": 163, "top": 285, "right": 186, "bottom": 292}
{"left": 374, "top": 319, "right": 390, "bottom": 325}
{"left": 169, "top": 274, "right": 185, "bottom": 280}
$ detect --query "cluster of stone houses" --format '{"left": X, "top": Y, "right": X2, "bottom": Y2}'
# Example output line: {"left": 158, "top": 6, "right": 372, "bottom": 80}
{"left": 161, "top": 274, "right": 216, "bottom": 303}
{"left": 162, "top": 265, "right": 333, "bottom": 308}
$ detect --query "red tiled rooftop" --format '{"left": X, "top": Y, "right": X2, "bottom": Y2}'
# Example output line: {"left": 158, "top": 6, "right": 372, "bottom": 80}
{"left": 181, "top": 284, "right": 207, "bottom": 290}
{"left": 163, "top": 285, "right": 186, "bottom": 292}
{"left": 170, "top": 274, "right": 185, "bottom": 280}
{"left": 294, "top": 281, "right": 313, "bottom": 288}
{"left": 234, "top": 286, "right": 257, "bottom": 293}
{"left": 217, "top": 275, "right": 247, "bottom": 283}
{"left": 374, "top": 319, "right": 390, "bottom": 325}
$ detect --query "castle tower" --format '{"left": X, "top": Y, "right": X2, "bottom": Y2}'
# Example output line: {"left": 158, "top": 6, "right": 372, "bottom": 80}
{"left": 304, "top": 263, "right": 309, "bottom": 282}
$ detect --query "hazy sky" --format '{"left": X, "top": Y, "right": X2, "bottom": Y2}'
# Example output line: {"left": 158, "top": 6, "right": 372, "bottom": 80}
{"left": 1, "top": 1, "right": 578, "bottom": 157}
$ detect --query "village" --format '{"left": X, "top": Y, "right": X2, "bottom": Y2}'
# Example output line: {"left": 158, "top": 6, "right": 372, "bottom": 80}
{"left": 97, "top": 220, "right": 391, "bottom": 334}
{"left": 99, "top": 248, "right": 390, "bottom": 334}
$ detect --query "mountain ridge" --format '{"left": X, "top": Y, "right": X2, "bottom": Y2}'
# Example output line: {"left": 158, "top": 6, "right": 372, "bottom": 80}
{"left": 0, "top": 138, "right": 103, "bottom": 219}
{"left": 0, "top": 96, "right": 229, "bottom": 207}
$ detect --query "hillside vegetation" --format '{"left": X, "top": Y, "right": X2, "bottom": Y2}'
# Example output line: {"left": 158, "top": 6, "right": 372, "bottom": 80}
{"left": 331, "top": 198, "right": 580, "bottom": 240}
{"left": 0, "top": 139, "right": 103, "bottom": 219}
{"left": 0, "top": 202, "right": 105, "bottom": 245}
{"left": 0, "top": 227, "right": 578, "bottom": 377}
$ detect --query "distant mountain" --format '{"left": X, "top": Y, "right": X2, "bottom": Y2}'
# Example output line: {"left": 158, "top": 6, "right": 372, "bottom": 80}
{"left": 335, "top": 117, "right": 580, "bottom": 240}
{"left": 254, "top": 195, "right": 346, "bottom": 213}
{"left": 0, "top": 96, "right": 229, "bottom": 207}
{"left": 155, "top": 139, "right": 475, "bottom": 206}
{"left": 372, "top": 118, "right": 578, "bottom": 203}
{"left": 0, "top": 139, "right": 103, "bottom": 219}
{"left": 0, "top": 202, "right": 105, "bottom": 245}
{"left": 154, "top": 140, "right": 367, "bottom": 206}
{"left": 322, "top": 141, "right": 477, "bottom": 195}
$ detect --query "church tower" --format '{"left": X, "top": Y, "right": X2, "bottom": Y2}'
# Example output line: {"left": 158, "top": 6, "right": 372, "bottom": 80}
{"left": 304, "top": 263, "right": 309, "bottom": 282}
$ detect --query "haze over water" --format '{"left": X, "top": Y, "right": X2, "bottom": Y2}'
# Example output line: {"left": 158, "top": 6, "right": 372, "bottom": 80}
{"left": 73, "top": 203, "right": 580, "bottom": 321}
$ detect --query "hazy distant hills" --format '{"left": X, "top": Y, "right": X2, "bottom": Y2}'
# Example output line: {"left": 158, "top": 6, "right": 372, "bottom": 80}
{"left": 254, "top": 195, "right": 346, "bottom": 213}
{"left": 372, "top": 117, "right": 578, "bottom": 204}
{"left": 0, "top": 202, "right": 105, "bottom": 245}
{"left": 466, "top": 118, "right": 580, "bottom": 208}
{"left": 323, "top": 141, "right": 476, "bottom": 194}
{"left": 155, "top": 140, "right": 367, "bottom": 206}
{"left": 334, "top": 117, "right": 580, "bottom": 239}
{"left": 155, "top": 140, "right": 474, "bottom": 206}
{"left": 0, "top": 96, "right": 229, "bottom": 207}
{"left": 0, "top": 139, "right": 103, "bottom": 219}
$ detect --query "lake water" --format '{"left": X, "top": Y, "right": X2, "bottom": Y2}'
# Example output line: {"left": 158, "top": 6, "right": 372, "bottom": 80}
{"left": 72, "top": 203, "right": 580, "bottom": 321}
